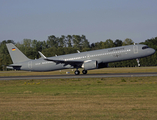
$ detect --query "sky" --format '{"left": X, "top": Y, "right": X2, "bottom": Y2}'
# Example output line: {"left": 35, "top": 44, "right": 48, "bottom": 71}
{"left": 0, "top": 0, "right": 157, "bottom": 44}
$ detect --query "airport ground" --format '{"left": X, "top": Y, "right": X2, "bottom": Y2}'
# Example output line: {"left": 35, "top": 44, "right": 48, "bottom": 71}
{"left": 0, "top": 67, "right": 157, "bottom": 120}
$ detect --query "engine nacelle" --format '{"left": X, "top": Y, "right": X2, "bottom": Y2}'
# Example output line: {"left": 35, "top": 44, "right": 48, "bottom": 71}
{"left": 82, "top": 60, "right": 98, "bottom": 70}
{"left": 98, "top": 62, "right": 108, "bottom": 68}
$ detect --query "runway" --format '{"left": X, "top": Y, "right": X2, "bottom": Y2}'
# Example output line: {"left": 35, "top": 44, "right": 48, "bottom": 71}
{"left": 0, "top": 72, "right": 157, "bottom": 80}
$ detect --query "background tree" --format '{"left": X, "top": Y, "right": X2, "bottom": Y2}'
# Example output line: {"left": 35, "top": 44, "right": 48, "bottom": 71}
{"left": 0, "top": 35, "right": 157, "bottom": 71}
{"left": 59, "top": 35, "right": 65, "bottom": 47}
{"left": 66, "top": 35, "right": 72, "bottom": 48}
{"left": 72, "top": 35, "right": 82, "bottom": 49}
{"left": 105, "top": 39, "right": 115, "bottom": 48}
{"left": 114, "top": 39, "right": 122, "bottom": 47}
{"left": 122, "top": 38, "right": 134, "bottom": 46}
{"left": 47, "top": 35, "right": 58, "bottom": 48}
{"left": 0, "top": 40, "right": 14, "bottom": 70}
{"left": 81, "top": 35, "right": 90, "bottom": 51}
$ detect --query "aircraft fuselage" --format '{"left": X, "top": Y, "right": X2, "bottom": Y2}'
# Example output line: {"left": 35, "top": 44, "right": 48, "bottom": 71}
{"left": 16, "top": 44, "right": 155, "bottom": 72}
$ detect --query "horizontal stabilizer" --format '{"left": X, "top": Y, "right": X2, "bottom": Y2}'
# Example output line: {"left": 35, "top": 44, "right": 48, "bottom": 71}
{"left": 6, "top": 66, "right": 14, "bottom": 69}
{"left": 7, "top": 64, "right": 22, "bottom": 70}
{"left": 8, "top": 64, "right": 22, "bottom": 67}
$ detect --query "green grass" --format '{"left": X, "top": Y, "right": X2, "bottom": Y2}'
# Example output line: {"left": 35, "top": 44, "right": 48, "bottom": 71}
{"left": 0, "top": 77, "right": 157, "bottom": 119}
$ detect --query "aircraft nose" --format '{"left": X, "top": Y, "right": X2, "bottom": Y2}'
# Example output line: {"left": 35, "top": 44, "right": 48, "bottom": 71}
{"left": 150, "top": 48, "right": 156, "bottom": 55}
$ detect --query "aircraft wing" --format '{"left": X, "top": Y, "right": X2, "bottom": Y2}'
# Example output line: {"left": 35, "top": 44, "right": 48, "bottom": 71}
{"left": 38, "top": 51, "right": 84, "bottom": 66}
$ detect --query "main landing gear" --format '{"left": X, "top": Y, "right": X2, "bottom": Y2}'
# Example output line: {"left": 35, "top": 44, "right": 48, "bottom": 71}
{"left": 74, "top": 70, "right": 80, "bottom": 75}
{"left": 82, "top": 70, "right": 87, "bottom": 74}
{"left": 74, "top": 69, "right": 87, "bottom": 75}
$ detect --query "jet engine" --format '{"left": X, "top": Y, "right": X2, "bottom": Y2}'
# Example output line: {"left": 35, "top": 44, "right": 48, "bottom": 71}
{"left": 82, "top": 60, "right": 98, "bottom": 70}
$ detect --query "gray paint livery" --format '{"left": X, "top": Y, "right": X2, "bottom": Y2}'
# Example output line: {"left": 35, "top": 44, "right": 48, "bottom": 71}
{"left": 6, "top": 43, "right": 155, "bottom": 75}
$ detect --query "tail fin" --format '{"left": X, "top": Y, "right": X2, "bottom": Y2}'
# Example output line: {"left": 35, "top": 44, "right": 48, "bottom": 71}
{"left": 6, "top": 43, "right": 30, "bottom": 64}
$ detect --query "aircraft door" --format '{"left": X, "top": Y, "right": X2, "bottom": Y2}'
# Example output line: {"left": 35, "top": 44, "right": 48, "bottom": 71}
{"left": 28, "top": 61, "right": 32, "bottom": 69}
{"left": 133, "top": 45, "right": 138, "bottom": 54}
{"left": 87, "top": 54, "right": 90, "bottom": 59}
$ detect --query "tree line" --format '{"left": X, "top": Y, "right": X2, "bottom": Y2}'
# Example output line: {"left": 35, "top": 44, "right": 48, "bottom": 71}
{"left": 0, "top": 35, "right": 157, "bottom": 70}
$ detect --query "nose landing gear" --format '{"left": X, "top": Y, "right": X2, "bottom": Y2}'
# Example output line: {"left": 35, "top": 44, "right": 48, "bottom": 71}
{"left": 136, "top": 58, "right": 140, "bottom": 67}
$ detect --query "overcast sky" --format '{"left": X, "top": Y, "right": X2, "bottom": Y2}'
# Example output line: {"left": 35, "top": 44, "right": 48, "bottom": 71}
{"left": 0, "top": 0, "right": 157, "bottom": 44}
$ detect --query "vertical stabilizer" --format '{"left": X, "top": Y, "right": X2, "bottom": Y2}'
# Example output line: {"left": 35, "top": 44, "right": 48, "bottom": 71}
{"left": 6, "top": 43, "right": 30, "bottom": 64}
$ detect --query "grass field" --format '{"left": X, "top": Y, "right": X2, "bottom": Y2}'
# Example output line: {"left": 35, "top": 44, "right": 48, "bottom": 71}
{"left": 0, "top": 66, "right": 157, "bottom": 76}
{"left": 0, "top": 76, "right": 157, "bottom": 120}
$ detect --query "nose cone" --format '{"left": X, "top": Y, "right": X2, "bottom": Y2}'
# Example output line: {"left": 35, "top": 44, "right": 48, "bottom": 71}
{"left": 149, "top": 48, "right": 156, "bottom": 55}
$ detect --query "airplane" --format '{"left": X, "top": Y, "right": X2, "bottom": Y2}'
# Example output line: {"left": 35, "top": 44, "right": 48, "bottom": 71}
{"left": 6, "top": 43, "right": 155, "bottom": 75}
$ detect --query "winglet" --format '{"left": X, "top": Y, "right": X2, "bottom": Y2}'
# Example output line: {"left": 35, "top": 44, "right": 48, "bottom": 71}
{"left": 38, "top": 51, "right": 46, "bottom": 59}
{"left": 77, "top": 50, "right": 80, "bottom": 53}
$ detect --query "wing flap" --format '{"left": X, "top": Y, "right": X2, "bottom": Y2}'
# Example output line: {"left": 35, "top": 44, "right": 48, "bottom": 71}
{"left": 45, "top": 58, "right": 83, "bottom": 63}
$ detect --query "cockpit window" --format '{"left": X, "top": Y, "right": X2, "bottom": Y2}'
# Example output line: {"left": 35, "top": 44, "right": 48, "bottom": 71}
{"left": 142, "top": 46, "right": 149, "bottom": 50}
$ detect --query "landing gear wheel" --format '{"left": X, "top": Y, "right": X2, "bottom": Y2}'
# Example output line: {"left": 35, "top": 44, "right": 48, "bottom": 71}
{"left": 82, "top": 70, "right": 87, "bottom": 74}
{"left": 74, "top": 70, "right": 80, "bottom": 75}
{"left": 136, "top": 58, "right": 140, "bottom": 67}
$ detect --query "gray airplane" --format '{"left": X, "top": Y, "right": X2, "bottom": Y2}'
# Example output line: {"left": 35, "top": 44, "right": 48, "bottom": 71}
{"left": 6, "top": 43, "right": 155, "bottom": 75}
